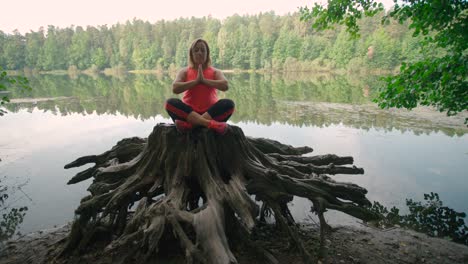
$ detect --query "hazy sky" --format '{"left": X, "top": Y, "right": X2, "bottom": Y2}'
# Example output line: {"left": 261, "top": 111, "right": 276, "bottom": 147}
{"left": 1, "top": 0, "right": 394, "bottom": 34}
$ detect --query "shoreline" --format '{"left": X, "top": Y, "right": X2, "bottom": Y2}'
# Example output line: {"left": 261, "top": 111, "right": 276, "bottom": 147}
{"left": 1, "top": 222, "right": 468, "bottom": 264}
{"left": 5, "top": 67, "right": 392, "bottom": 77}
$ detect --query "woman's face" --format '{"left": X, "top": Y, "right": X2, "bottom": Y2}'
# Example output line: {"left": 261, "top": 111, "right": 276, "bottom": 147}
{"left": 192, "top": 41, "right": 208, "bottom": 66}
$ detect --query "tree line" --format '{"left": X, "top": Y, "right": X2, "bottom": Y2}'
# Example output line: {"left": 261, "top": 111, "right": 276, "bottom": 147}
{"left": 0, "top": 11, "right": 424, "bottom": 73}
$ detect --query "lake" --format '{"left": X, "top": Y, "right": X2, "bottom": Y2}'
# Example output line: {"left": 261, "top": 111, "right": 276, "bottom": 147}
{"left": 1, "top": 72, "right": 467, "bottom": 238}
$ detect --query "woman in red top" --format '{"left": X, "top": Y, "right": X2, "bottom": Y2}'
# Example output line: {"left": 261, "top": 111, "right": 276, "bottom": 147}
{"left": 165, "top": 39, "right": 234, "bottom": 135}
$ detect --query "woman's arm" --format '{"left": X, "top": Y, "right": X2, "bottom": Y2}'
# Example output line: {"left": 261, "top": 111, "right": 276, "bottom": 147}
{"left": 172, "top": 68, "right": 198, "bottom": 94}
{"left": 202, "top": 67, "right": 229, "bottom": 91}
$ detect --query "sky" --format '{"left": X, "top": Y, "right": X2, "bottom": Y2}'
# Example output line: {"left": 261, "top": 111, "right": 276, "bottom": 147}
{"left": 1, "top": 0, "right": 394, "bottom": 34}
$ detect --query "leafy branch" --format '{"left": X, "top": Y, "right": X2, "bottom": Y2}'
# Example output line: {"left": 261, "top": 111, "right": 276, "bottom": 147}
{"left": 300, "top": 0, "right": 468, "bottom": 124}
{"left": 0, "top": 68, "right": 31, "bottom": 115}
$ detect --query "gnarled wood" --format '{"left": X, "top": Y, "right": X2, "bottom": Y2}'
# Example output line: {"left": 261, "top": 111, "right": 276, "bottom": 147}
{"left": 53, "top": 124, "right": 379, "bottom": 263}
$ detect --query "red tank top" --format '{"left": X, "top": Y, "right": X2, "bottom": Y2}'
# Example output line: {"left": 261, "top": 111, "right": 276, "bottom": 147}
{"left": 182, "top": 66, "right": 218, "bottom": 113}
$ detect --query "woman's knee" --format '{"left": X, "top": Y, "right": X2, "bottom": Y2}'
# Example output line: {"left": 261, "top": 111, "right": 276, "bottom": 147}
{"left": 218, "top": 99, "right": 235, "bottom": 109}
{"left": 165, "top": 98, "right": 181, "bottom": 108}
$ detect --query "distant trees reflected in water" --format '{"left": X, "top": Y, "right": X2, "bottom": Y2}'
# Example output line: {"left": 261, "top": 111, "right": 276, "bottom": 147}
{"left": 5, "top": 73, "right": 467, "bottom": 137}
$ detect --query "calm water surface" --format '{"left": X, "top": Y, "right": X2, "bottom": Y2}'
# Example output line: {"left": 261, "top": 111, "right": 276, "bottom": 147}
{"left": 1, "top": 72, "right": 467, "bottom": 236}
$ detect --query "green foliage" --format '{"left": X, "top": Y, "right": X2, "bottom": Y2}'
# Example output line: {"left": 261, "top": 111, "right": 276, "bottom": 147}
{"left": 0, "top": 12, "right": 428, "bottom": 73}
{"left": 40, "top": 26, "right": 68, "bottom": 70}
{"left": 25, "top": 30, "right": 45, "bottom": 67}
{"left": 367, "top": 200, "right": 402, "bottom": 228}
{"left": 381, "top": 0, "right": 468, "bottom": 123}
{"left": 299, "top": 0, "right": 384, "bottom": 37}
{"left": 0, "top": 69, "right": 31, "bottom": 115}
{"left": 377, "top": 55, "right": 467, "bottom": 118}
{"left": 369, "top": 193, "right": 468, "bottom": 245}
{"left": 2, "top": 31, "right": 26, "bottom": 69}
{"left": 91, "top": 48, "right": 107, "bottom": 69}
{"left": 0, "top": 206, "right": 28, "bottom": 241}
{"left": 388, "top": 0, "right": 467, "bottom": 53}
{"left": 329, "top": 28, "right": 356, "bottom": 67}
{"left": 366, "top": 28, "right": 401, "bottom": 69}
{"left": 300, "top": 0, "right": 468, "bottom": 123}
{"left": 0, "top": 179, "right": 28, "bottom": 242}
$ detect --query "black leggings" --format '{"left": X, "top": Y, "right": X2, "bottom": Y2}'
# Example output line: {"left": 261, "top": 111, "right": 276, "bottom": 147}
{"left": 165, "top": 98, "right": 235, "bottom": 122}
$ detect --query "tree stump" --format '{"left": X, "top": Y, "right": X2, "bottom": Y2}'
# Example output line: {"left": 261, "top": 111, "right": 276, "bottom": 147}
{"left": 56, "top": 124, "right": 378, "bottom": 264}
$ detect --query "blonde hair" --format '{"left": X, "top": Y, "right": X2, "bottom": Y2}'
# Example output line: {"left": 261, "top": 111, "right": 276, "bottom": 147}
{"left": 188, "top": 38, "right": 211, "bottom": 69}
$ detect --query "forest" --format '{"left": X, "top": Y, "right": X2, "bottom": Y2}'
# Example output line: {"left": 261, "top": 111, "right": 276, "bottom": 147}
{"left": 0, "top": 11, "right": 426, "bottom": 73}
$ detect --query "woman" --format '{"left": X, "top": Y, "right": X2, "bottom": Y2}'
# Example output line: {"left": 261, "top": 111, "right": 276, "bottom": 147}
{"left": 165, "top": 38, "right": 234, "bottom": 135}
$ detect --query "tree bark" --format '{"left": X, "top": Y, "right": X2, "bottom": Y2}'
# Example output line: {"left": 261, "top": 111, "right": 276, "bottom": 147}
{"left": 55, "top": 124, "right": 378, "bottom": 264}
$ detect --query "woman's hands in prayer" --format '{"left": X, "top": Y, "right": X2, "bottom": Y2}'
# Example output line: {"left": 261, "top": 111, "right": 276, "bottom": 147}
{"left": 196, "top": 64, "right": 205, "bottom": 84}
{"left": 198, "top": 65, "right": 229, "bottom": 91}
{"left": 172, "top": 64, "right": 228, "bottom": 94}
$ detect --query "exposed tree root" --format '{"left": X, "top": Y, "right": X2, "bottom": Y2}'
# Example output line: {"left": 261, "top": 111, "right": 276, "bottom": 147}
{"left": 52, "top": 124, "right": 379, "bottom": 263}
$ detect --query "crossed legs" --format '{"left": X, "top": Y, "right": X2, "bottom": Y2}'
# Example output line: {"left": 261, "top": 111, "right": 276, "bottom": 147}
{"left": 186, "top": 111, "right": 211, "bottom": 127}
{"left": 165, "top": 98, "right": 235, "bottom": 133}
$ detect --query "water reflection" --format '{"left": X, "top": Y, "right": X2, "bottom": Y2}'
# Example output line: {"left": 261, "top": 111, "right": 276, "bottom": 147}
{"left": 4, "top": 72, "right": 467, "bottom": 137}
{"left": 1, "top": 73, "right": 467, "bottom": 236}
